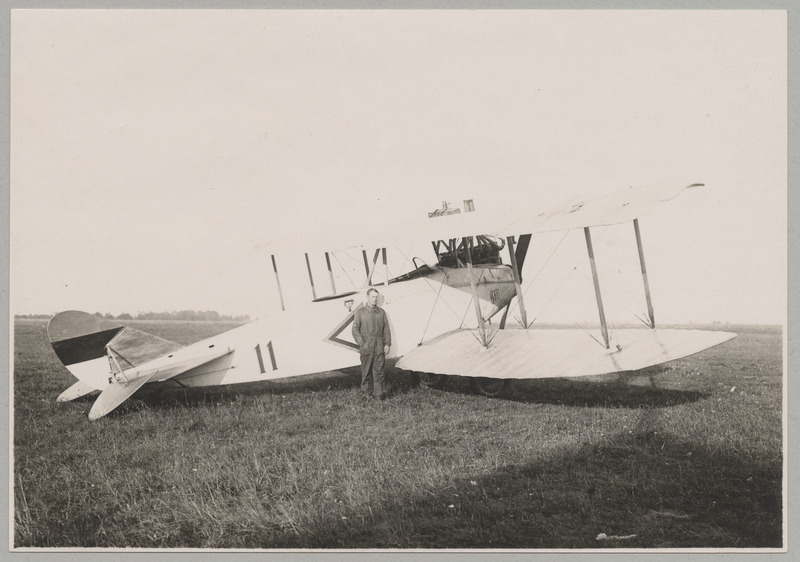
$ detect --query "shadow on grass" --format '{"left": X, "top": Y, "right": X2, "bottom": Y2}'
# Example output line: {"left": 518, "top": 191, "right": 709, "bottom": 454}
{"left": 109, "top": 360, "right": 423, "bottom": 417}
{"left": 503, "top": 376, "right": 709, "bottom": 409}
{"left": 114, "top": 372, "right": 359, "bottom": 415}
{"left": 269, "top": 431, "right": 783, "bottom": 549}
{"left": 102, "top": 362, "right": 704, "bottom": 419}
{"left": 409, "top": 365, "right": 709, "bottom": 409}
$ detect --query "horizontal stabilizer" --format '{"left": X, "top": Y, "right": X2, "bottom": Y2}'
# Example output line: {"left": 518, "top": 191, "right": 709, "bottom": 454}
{"left": 88, "top": 369, "right": 157, "bottom": 421}
{"left": 88, "top": 348, "right": 234, "bottom": 420}
{"left": 397, "top": 327, "right": 736, "bottom": 380}
{"left": 106, "top": 326, "right": 184, "bottom": 370}
{"left": 57, "top": 380, "right": 99, "bottom": 403}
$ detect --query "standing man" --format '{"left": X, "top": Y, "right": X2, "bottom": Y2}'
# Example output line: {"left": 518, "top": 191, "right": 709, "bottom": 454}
{"left": 352, "top": 288, "right": 392, "bottom": 400}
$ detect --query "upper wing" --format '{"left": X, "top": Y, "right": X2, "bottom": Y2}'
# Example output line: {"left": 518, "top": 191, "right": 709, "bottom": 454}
{"left": 264, "top": 183, "right": 702, "bottom": 254}
{"left": 503, "top": 183, "right": 703, "bottom": 236}
{"left": 396, "top": 325, "right": 735, "bottom": 380}
{"left": 263, "top": 199, "right": 502, "bottom": 255}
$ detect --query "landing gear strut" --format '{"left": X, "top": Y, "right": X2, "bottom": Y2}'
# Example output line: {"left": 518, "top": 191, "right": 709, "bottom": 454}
{"left": 470, "top": 377, "right": 508, "bottom": 397}
{"left": 416, "top": 372, "right": 445, "bottom": 389}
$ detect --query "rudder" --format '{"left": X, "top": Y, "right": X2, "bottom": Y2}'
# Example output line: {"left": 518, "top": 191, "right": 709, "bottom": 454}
{"left": 48, "top": 311, "right": 184, "bottom": 392}
{"left": 48, "top": 311, "right": 125, "bottom": 390}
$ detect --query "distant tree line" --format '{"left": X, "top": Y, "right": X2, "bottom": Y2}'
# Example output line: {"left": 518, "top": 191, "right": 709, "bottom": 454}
{"left": 16, "top": 310, "right": 250, "bottom": 321}
{"left": 93, "top": 310, "right": 251, "bottom": 322}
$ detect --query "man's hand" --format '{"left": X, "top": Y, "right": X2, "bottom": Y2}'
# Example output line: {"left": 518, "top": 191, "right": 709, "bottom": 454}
{"left": 384, "top": 345, "right": 390, "bottom": 354}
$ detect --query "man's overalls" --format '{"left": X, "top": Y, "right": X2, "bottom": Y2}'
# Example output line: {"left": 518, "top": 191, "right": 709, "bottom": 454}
{"left": 352, "top": 303, "right": 392, "bottom": 397}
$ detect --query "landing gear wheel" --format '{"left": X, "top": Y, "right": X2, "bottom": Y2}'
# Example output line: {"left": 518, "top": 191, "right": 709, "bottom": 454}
{"left": 417, "top": 372, "right": 445, "bottom": 389}
{"left": 470, "top": 377, "right": 508, "bottom": 397}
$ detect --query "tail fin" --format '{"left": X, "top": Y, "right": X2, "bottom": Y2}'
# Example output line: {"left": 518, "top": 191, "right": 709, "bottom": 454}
{"left": 48, "top": 311, "right": 183, "bottom": 391}
{"left": 48, "top": 311, "right": 126, "bottom": 390}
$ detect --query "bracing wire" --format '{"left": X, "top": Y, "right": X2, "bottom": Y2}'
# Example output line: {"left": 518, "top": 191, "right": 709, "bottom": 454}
{"left": 530, "top": 264, "right": 579, "bottom": 325}
{"left": 419, "top": 270, "right": 462, "bottom": 322}
{"left": 331, "top": 252, "right": 358, "bottom": 290}
{"left": 418, "top": 273, "right": 448, "bottom": 345}
{"left": 520, "top": 226, "right": 622, "bottom": 349}
{"left": 459, "top": 293, "right": 474, "bottom": 329}
{"left": 576, "top": 267, "right": 653, "bottom": 329}
{"left": 505, "top": 230, "right": 570, "bottom": 324}
{"left": 573, "top": 321, "right": 605, "bottom": 348}
{"left": 334, "top": 248, "right": 377, "bottom": 289}
{"left": 468, "top": 329, "right": 485, "bottom": 347}
{"left": 394, "top": 245, "right": 415, "bottom": 278}
{"left": 485, "top": 325, "right": 501, "bottom": 346}
{"left": 633, "top": 312, "right": 652, "bottom": 328}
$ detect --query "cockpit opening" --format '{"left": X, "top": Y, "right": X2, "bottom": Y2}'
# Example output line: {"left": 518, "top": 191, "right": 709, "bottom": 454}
{"left": 432, "top": 235, "right": 505, "bottom": 268}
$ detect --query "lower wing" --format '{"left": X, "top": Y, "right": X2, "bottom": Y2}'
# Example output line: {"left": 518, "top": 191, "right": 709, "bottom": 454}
{"left": 396, "top": 327, "right": 736, "bottom": 379}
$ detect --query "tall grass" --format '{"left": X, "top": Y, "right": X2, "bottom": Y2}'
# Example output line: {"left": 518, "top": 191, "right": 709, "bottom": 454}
{"left": 12, "top": 319, "right": 783, "bottom": 549}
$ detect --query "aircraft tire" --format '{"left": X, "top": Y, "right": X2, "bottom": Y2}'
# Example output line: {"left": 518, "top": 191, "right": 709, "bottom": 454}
{"left": 417, "top": 372, "right": 445, "bottom": 389}
{"left": 470, "top": 377, "right": 508, "bottom": 397}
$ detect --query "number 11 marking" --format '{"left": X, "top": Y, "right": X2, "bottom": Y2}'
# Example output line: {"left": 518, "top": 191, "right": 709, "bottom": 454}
{"left": 255, "top": 341, "right": 278, "bottom": 373}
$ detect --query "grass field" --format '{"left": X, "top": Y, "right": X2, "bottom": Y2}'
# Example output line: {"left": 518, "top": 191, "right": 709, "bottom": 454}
{"left": 12, "top": 318, "right": 783, "bottom": 549}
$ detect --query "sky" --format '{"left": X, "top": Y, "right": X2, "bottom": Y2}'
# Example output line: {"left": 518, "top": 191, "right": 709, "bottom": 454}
{"left": 10, "top": 9, "right": 786, "bottom": 325}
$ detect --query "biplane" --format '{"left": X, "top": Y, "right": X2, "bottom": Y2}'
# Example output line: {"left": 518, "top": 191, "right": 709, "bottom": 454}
{"left": 47, "top": 182, "right": 736, "bottom": 420}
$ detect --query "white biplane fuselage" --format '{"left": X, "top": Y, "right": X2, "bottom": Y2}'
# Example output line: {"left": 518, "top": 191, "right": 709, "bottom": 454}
{"left": 49, "top": 261, "right": 518, "bottom": 419}
{"left": 139, "top": 263, "right": 516, "bottom": 388}
{"left": 47, "top": 183, "right": 737, "bottom": 420}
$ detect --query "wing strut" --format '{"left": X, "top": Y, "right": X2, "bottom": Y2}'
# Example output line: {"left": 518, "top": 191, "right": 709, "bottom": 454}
{"left": 325, "top": 252, "right": 337, "bottom": 294}
{"left": 271, "top": 255, "right": 286, "bottom": 311}
{"left": 465, "top": 238, "right": 488, "bottom": 347}
{"left": 304, "top": 253, "right": 317, "bottom": 300}
{"left": 514, "top": 234, "right": 532, "bottom": 281}
{"left": 364, "top": 249, "right": 381, "bottom": 286}
{"left": 362, "top": 250, "right": 370, "bottom": 277}
{"left": 633, "top": 219, "right": 655, "bottom": 328}
{"left": 382, "top": 248, "right": 389, "bottom": 287}
{"left": 584, "top": 227, "right": 610, "bottom": 349}
{"left": 506, "top": 236, "right": 529, "bottom": 328}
